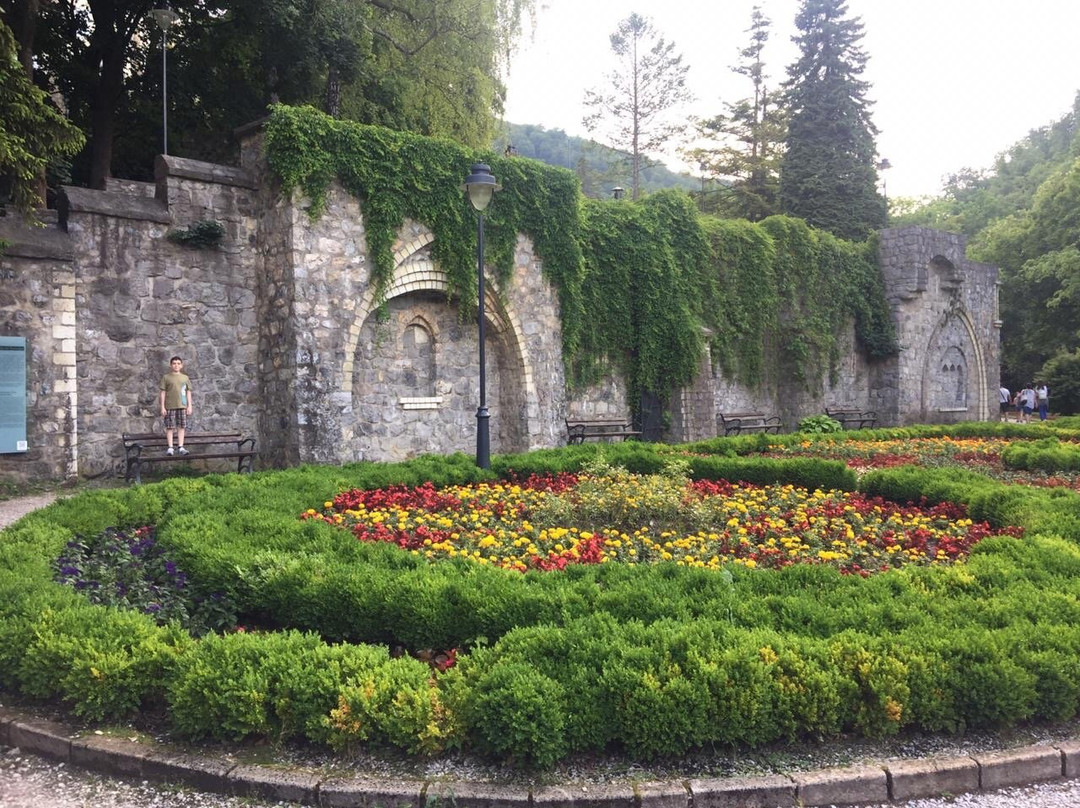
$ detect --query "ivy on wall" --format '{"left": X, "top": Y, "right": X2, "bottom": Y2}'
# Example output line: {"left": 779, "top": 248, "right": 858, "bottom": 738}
{"left": 264, "top": 104, "right": 586, "bottom": 358}
{"left": 264, "top": 105, "right": 897, "bottom": 408}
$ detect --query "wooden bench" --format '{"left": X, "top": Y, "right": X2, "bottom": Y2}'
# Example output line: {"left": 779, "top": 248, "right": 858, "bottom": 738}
{"left": 565, "top": 418, "right": 642, "bottom": 445}
{"left": 825, "top": 408, "right": 878, "bottom": 429}
{"left": 122, "top": 431, "right": 257, "bottom": 484}
{"left": 718, "top": 412, "right": 783, "bottom": 436}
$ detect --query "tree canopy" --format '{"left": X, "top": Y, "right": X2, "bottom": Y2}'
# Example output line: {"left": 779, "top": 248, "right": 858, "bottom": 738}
{"left": 583, "top": 13, "right": 692, "bottom": 200}
{"left": 0, "top": 15, "right": 84, "bottom": 215}
{"left": 688, "top": 5, "right": 785, "bottom": 220}
{"left": 4, "top": 0, "right": 533, "bottom": 188}
{"left": 778, "top": 0, "right": 884, "bottom": 240}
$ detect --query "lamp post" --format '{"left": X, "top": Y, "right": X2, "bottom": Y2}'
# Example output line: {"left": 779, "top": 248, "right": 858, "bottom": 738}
{"left": 151, "top": 2, "right": 180, "bottom": 156}
{"left": 876, "top": 158, "right": 892, "bottom": 223}
{"left": 462, "top": 163, "right": 500, "bottom": 469}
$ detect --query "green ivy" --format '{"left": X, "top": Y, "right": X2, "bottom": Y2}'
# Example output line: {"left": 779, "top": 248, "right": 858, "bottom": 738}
{"left": 264, "top": 104, "right": 585, "bottom": 359}
{"left": 263, "top": 105, "right": 896, "bottom": 409}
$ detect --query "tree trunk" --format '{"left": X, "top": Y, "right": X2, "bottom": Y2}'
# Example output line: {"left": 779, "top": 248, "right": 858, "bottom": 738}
{"left": 87, "top": 65, "right": 124, "bottom": 189}
{"left": 13, "top": 0, "right": 39, "bottom": 76}
{"left": 85, "top": 8, "right": 131, "bottom": 190}
{"left": 325, "top": 65, "right": 341, "bottom": 117}
{"left": 11, "top": 0, "right": 47, "bottom": 206}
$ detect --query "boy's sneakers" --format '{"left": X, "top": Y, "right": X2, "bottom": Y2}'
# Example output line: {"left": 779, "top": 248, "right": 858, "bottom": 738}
{"left": 166, "top": 447, "right": 174, "bottom": 456}
{"left": 178, "top": 447, "right": 189, "bottom": 455}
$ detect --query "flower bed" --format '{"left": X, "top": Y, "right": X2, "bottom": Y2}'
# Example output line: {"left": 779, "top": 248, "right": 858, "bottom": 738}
{"left": 302, "top": 470, "right": 1020, "bottom": 576}
{"left": 757, "top": 434, "right": 1080, "bottom": 489}
{"left": 4, "top": 432, "right": 1080, "bottom": 767}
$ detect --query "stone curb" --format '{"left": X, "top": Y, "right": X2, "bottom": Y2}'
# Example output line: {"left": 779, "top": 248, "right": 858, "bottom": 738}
{"left": 0, "top": 705, "right": 1077, "bottom": 806}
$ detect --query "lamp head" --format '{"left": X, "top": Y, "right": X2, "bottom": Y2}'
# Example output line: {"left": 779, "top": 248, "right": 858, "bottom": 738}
{"left": 462, "top": 163, "right": 500, "bottom": 212}
{"left": 151, "top": 1, "right": 180, "bottom": 31}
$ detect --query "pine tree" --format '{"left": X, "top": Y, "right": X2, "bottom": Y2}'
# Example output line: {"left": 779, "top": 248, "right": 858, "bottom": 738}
{"left": 583, "top": 13, "right": 692, "bottom": 200}
{"left": 0, "top": 17, "right": 83, "bottom": 215}
{"left": 688, "top": 6, "right": 785, "bottom": 220}
{"left": 779, "top": 0, "right": 885, "bottom": 240}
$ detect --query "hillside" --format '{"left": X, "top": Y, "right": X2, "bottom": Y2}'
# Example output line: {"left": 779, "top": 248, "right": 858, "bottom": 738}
{"left": 894, "top": 91, "right": 1080, "bottom": 409}
{"left": 493, "top": 122, "right": 698, "bottom": 197}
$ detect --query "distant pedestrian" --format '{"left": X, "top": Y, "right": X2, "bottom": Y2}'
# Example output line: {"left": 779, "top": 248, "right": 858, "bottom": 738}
{"left": 1018, "top": 382, "right": 1036, "bottom": 423}
{"left": 159, "top": 356, "right": 194, "bottom": 455}
{"left": 1036, "top": 381, "right": 1050, "bottom": 421}
{"left": 999, "top": 385, "right": 1011, "bottom": 422}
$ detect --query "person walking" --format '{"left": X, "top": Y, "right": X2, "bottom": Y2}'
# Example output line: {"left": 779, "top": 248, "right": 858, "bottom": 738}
{"left": 1018, "top": 382, "right": 1036, "bottom": 423}
{"left": 999, "top": 385, "right": 1011, "bottom": 422}
{"left": 1036, "top": 381, "right": 1050, "bottom": 421}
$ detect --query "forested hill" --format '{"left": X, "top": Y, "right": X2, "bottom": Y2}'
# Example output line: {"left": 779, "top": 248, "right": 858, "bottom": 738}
{"left": 893, "top": 94, "right": 1080, "bottom": 238}
{"left": 493, "top": 122, "right": 698, "bottom": 198}
{"left": 894, "top": 92, "right": 1080, "bottom": 410}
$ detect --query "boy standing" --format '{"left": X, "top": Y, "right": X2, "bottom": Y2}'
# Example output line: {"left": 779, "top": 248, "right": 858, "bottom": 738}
{"left": 159, "top": 356, "right": 194, "bottom": 455}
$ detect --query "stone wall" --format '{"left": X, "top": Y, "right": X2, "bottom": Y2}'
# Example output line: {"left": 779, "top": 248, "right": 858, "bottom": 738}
{"left": 0, "top": 139, "right": 1000, "bottom": 482}
{"left": 53, "top": 156, "right": 263, "bottom": 477}
{"left": 0, "top": 214, "right": 78, "bottom": 479}
{"left": 878, "top": 226, "right": 1000, "bottom": 424}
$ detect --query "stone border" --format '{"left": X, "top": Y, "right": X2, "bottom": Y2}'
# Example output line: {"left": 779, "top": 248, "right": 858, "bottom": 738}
{"left": 0, "top": 705, "right": 1076, "bottom": 807}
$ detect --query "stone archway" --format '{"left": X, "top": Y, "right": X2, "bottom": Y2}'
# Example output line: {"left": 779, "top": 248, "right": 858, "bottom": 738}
{"left": 919, "top": 308, "right": 988, "bottom": 422}
{"left": 339, "top": 226, "right": 539, "bottom": 460}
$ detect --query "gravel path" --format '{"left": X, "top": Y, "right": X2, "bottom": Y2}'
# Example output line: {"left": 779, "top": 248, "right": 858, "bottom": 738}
{"left": 0, "top": 745, "right": 287, "bottom": 808}
{"left": 4, "top": 742, "right": 1080, "bottom": 808}
{"left": 0, "top": 492, "right": 58, "bottom": 529}
{"left": 865, "top": 779, "right": 1080, "bottom": 807}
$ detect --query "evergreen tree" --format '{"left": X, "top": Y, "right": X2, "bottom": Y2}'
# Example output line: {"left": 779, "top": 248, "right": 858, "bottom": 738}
{"left": 583, "top": 13, "right": 692, "bottom": 200}
{"left": 688, "top": 5, "right": 784, "bottom": 220}
{"left": 779, "top": 0, "right": 884, "bottom": 240}
{"left": 0, "top": 17, "right": 83, "bottom": 215}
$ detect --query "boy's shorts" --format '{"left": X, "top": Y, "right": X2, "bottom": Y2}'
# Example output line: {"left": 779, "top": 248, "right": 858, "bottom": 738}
{"left": 163, "top": 409, "right": 187, "bottom": 429}
{"left": 1021, "top": 405, "right": 1033, "bottom": 416}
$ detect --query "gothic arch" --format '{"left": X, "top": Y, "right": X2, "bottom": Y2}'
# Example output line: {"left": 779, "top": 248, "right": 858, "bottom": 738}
{"left": 919, "top": 308, "right": 988, "bottom": 421}
{"left": 339, "top": 226, "right": 540, "bottom": 445}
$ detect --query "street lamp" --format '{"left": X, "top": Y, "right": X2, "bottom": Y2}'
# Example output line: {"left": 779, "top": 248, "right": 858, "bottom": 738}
{"left": 462, "top": 163, "right": 500, "bottom": 469}
{"left": 876, "top": 158, "right": 892, "bottom": 223}
{"left": 151, "top": 2, "right": 180, "bottom": 156}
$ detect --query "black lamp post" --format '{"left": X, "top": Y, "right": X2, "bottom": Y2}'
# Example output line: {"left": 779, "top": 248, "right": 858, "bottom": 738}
{"left": 462, "top": 163, "right": 500, "bottom": 469}
{"left": 151, "top": 2, "right": 180, "bottom": 156}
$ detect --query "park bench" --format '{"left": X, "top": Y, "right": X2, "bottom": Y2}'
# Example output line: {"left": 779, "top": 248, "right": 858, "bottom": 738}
{"left": 565, "top": 418, "right": 642, "bottom": 445}
{"left": 122, "top": 431, "right": 257, "bottom": 484}
{"left": 718, "top": 412, "right": 783, "bottom": 436}
{"left": 825, "top": 407, "right": 878, "bottom": 429}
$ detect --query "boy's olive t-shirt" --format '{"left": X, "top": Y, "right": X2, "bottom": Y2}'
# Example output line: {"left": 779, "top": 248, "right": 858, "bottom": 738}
{"left": 160, "top": 372, "right": 192, "bottom": 410}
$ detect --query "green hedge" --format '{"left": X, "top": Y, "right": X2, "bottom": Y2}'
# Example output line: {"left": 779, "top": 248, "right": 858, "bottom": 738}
{"left": 3, "top": 436, "right": 1080, "bottom": 764}
{"left": 1002, "top": 437, "right": 1080, "bottom": 472}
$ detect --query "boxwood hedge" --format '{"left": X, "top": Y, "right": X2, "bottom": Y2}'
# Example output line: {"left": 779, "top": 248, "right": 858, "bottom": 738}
{"left": 3, "top": 431, "right": 1080, "bottom": 766}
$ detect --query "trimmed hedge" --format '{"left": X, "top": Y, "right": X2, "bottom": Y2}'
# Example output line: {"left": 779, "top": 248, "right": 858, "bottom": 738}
{"left": 3, "top": 433, "right": 1080, "bottom": 764}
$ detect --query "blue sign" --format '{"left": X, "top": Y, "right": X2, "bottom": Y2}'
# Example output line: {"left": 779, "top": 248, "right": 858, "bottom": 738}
{"left": 0, "top": 336, "right": 28, "bottom": 453}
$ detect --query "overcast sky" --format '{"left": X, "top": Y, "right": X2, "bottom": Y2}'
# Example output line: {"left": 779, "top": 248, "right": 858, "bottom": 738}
{"left": 502, "top": 0, "right": 1080, "bottom": 199}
